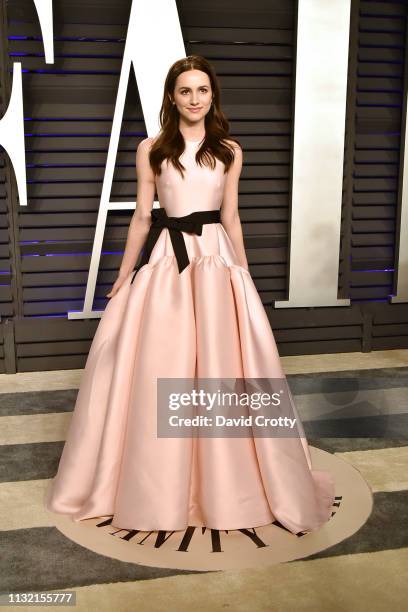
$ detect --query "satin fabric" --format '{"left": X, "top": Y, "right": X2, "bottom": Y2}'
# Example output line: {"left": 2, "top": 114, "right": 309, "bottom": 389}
{"left": 45, "top": 137, "right": 336, "bottom": 533}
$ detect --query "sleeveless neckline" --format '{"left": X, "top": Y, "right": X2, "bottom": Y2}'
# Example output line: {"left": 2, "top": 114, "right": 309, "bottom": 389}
{"left": 184, "top": 134, "right": 205, "bottom": 144}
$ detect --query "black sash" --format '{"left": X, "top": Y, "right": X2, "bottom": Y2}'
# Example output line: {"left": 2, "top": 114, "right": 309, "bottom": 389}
{"left": 130, "top": 208, "right": 221, "bottom": 284}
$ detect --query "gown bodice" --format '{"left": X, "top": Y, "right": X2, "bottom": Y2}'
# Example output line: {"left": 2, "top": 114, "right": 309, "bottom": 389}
{"left": 148, "top": 138, "right": 227, "bottom": 217}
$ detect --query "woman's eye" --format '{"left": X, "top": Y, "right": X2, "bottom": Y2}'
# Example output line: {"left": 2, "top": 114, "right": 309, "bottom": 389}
{"left": 180, "top": 89, "right": 208, "bottom": 94}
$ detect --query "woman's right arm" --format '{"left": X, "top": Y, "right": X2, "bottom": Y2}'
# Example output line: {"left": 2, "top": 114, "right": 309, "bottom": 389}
{"left": 106, "top": 138, "right": 155, "bottom": 298}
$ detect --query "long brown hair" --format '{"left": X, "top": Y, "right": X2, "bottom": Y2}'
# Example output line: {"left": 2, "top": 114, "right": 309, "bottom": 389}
{"left": 148, "top": 55, "right": 241, "bottom": 178}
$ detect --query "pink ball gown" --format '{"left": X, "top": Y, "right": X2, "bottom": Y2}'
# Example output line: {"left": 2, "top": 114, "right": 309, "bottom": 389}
{"left": 45, "top": 136, "right": 336, "bottom": 534}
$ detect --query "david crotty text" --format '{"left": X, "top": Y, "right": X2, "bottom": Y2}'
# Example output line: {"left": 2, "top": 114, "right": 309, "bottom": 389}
{"left": 168, "top": 415, "right": 298, "bottom": 428}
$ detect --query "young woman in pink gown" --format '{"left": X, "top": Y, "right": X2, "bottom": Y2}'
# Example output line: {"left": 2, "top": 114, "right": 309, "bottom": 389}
{"left": 45, "top": 55, "right": 336, "bottom": 534}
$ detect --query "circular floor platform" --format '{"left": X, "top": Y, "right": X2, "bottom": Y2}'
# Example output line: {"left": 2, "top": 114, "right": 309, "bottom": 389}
{"left": 48, "top": 446, "right": 373, "bottom": 571}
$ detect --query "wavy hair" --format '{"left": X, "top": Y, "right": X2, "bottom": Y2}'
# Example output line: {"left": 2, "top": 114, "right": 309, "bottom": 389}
{"left": 148, "top": 55, "right": 241, "bottom": 178}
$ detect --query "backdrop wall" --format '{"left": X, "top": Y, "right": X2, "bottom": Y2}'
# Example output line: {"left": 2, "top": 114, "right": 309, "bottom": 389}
{"left": 0, "top": 0, "right": 408, "bottom": 373}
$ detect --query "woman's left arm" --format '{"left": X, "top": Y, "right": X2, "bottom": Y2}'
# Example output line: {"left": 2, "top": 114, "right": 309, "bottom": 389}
{"left": 220, "top": 143, "right": 249, "bottom": 271}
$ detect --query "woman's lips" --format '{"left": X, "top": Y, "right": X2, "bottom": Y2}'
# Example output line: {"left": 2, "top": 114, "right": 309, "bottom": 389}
{"left": 188, "top": 108, "right": 202, "bottom": 112}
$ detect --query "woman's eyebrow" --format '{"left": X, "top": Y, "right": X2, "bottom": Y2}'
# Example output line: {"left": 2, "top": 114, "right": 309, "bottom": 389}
{"left": 178, "top": 85, "right": 209, "bottom": 90}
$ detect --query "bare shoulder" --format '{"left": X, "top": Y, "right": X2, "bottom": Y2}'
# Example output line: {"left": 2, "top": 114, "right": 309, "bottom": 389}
{"left": 224, "top": 139, "right": 243, "bottom": 167}
{"left": 223, "top": 139, "right": 243, "bottom": 173}
{"left": 223, "top": 138, "right": 242, "bottom": 152}
{"left": 137, "top": 136, "right": 155, "bottom": 152}
{"left": 136, "top": 137, "right": 156, "bottom": 181}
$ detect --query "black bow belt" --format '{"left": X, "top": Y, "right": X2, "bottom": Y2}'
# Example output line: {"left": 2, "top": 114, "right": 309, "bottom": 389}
{"left": 130, "top": 208, "right": 221, "bottom": 283}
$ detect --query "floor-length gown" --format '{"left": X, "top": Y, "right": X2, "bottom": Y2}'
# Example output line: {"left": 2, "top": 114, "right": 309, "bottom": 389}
{"left": 45, "top": 135, "right": 336, "bottom": 534}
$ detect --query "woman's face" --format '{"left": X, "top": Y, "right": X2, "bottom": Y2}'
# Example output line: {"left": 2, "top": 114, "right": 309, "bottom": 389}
{"left": 171, "top": 69, "right": 213, "bottom": 125}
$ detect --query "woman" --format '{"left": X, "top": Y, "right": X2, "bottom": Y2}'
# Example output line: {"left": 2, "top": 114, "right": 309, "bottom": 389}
{"left": 45, "top": 55, "right": 336, "bottom": 534}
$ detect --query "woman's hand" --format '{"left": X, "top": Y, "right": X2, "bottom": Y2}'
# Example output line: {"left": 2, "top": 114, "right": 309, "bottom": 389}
{"left": 106, "top": 274, "right": 128, "bottom": 298}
